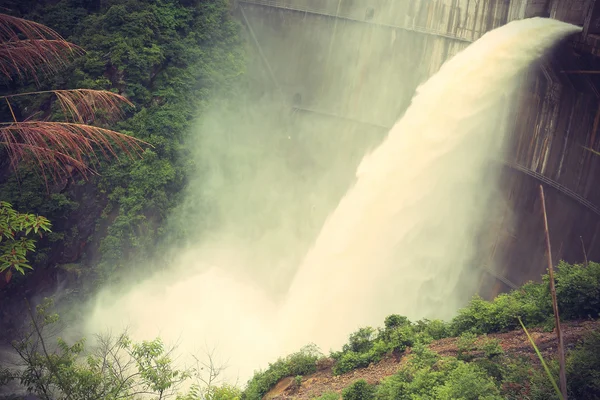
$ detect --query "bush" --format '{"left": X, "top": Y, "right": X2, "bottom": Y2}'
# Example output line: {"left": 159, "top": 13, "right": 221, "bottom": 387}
{"left": 433, "top": 362, "right": 502, "bottom": 400}
{"left": 383, "top": 326, "right": 415, "bottom": 352}
{"left": 315, "top": 391, "right": 340, "bottom": 400}
{"left": 243, "top": 344, "right": 321, "bottom": 400}
{"left": 567, "top": 331, "right": 600, "bottom": 399}
{"left": 448, "top": 262, "right": 600, "bottom": 336}
{"left": 414, "top": 319, "right": 450, "bottom": 340}
{"left": 500, "top": 356, "right": 561, "bottom": 400}
{"left": 200, "top": 384, "right": 242, "bottom": 400}
{"left": 343, "top": 327, "right": 376, "bottom": 353}
{"left": 332, "top": 320, "right": 419, "bottom": 375}
{"left": 342, "top": 379, "right": 375, "bottom": 400}
{"left": 383, "top": 315, "right": 410, "bottom": 330}
{"left": 332, "top": 351, "right": 370, "bottom": 375}
{"left": 554, "top": 261, "right": 600, "bottom": 319}
{"left": 291, "top": 375, "right": 302, "bottom": 392}
{"left": 328, "top": 262, "right": 600, "bottom": 378}
{"left": 376, "top": 354, "right": 502, "bottom": 400}
{"left": 479, "top": 336, "right": 504, "bottom": 360}
{"left": 456, "top": 332, "right": 477, "bottom": 362}
{"left": 288, "top": 344, "right": 321, "bottom": 376}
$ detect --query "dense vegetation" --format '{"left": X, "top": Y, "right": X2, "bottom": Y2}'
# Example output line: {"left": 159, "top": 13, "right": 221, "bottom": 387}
{"left": 242, "top": 261, "right": 600, "bottom": 399}
{"left": 2, "top": 2, "right": 600, "bottom": 399}
{"left": 0, "top": 0, "right": 244, "bottom": 297}
{"left": 8, "top": 261, "right": 597, "bottom": 399}
{"left": 0, "top": 298, "right": 242, "bottom": 399}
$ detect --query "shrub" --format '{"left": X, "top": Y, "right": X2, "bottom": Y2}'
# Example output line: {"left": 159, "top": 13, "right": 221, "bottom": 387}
{"left": 315, "top": 391, "right": 340, "bottom": 400}
{"left": 456, "top": 332, "right": 477, "bottom": 362}
{"left": 433, "top": 362, "right": 502, "bottom": 400}
{"left": 332, "top": 351, "right": 369, "bottom": 375}
{"left": 343, "top": 327, "right": 376, "bottom": 353}
{"left": 384, "top": 326, "right": 415, "bottom": 353}
{"left": 500, "top": 356, "right": 561, "bottom": 400}
{"left": 342, "top": 379, "right": 376, "bottom": 400}
{"left": 448, "top": 262, "right": 600, "bottom": 337}
{"left": 376, "top": 353, "right": 502, "bottom": 400}
{"left": 479, "top": 336, "right": 504, "bottom": 360}
{"left": 383, "top": 315, "right": 410, "bottom": 330}
{"left": 291, "top": 375, "right": 302, "bottom": 392}
{"left": 208, "top": 384, "right": 242, "bottom": 400}
{"left": 414, "top": 319, "right": 450, "bottom": 340}
{"left": 332, "top": 319, "right": 419, "bottom": 375}
{"left": 567, "top": 331, "right": 600, "bottom": 399}
{"left": 288, "top": 344, "right": 321, "bottom": 376}
{"left": 554, "top": 261, "right": 600, "bottom": 319}
{"left": 243, "top": 345, "right": 321, "bottom": 400}
{"left": 328, "top": 262, "right": 600, "bottom": 378}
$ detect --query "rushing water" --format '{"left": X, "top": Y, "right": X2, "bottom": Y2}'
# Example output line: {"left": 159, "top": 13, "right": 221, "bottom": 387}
{"left": 278, "top": 17, "right": 581, "bottom": 353}
{"left": 84, "top": 17, "right": 580, "bottom": 384}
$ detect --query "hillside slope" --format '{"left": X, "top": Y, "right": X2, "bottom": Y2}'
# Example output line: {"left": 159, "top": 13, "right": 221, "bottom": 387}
{"left": 266, "top": 319, "right": 600, "bottom": 400}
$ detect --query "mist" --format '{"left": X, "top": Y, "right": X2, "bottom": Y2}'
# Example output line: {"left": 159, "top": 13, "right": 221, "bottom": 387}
{"left": 83, "top": 13, "right": 579, "bottom": 387}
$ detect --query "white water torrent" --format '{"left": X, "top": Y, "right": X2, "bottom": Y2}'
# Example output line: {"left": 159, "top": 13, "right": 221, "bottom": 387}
{"left": 277, "top": 17, "right": 581, "bottom": 353}
{"left": 84, "top": 17, "right": 580, "bottom": 384}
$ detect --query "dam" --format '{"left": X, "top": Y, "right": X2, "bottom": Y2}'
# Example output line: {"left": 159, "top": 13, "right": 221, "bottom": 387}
{"left": 232, "top": 0, "right": 600, "bottom": 298}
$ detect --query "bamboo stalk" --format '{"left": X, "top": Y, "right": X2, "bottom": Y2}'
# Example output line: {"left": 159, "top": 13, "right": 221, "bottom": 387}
{"left": 539, "top": 184, "right": 568, "bottom": 400}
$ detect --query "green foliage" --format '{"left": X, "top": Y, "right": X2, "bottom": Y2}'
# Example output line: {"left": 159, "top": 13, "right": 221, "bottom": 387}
{"left": 1, "top": 0, "right": 245, "bottom": 284}
{"left": 449, "top": 262, "right": 600, "bottom": 336}
{"left": 567, "top": 331, "right": 600, "bottom": 399}
{"left": 1, "top": 298, "right": 245, "bottom": 400}
{"left": 456, "top": 332, "right": 477, "bottom": 362}
{"left": 431, "top": 362, "right": 503, "bottom": 400}
{"left": 180, "top": 383, "right": 242, "bottom": 400}
{"left": 375, "top": 352, "right": 502, "bottom": 400}
{"left": 500, "top": 356, "right": 561, "bottom": 400}
{"left": 344, "top": 327, "right": 376, "bottom": 354}
{"left": 320, "top": 262, "right": 600, "bottom": 378}
{"left": 413, "top": 318, "right": 449, "bottom": 340}
{"left": 314, "top": 392, "right": 340, "bottom": 400}
{"left": 33, "top": 302, "right": 210, "bottom": 399}
{"left": 0, "top": 201, "right": 51, "bottom": 277}
{"left": 331, "top": 320, "right": 426, "bottom": 375}
{"left": 553, "top": 261, "right": 600, "bottom": 320}
{"left": 478, "top": 336, "right": 504, "bottom": 360}
{"left": 341, "top": 380, "right": 375, "bottom": 400}
{"left": 383, "top": 315, "right": 409, "bottom": 330}
{"left": 243, "top": 344, "right": 321, "bottom": 400}
{"left": 290, "top": 375, "right": 302, "bottom": 392}
{"left": 332, "top": 352, "right": 372, "bottom": 376}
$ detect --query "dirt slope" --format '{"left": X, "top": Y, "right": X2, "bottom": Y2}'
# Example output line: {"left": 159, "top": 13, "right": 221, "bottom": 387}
{"left": 265, "top": 319, "right": 600, "bottom": 400}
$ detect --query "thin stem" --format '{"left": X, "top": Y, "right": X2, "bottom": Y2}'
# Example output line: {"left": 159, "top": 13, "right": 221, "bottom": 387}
{"left": 580, "top": 236, "right": 588, "bottom": 267}
{"left": 539, "top": 184, "right": 568, "bottom": 400}
{"left": 518, "top": 317, "right": 563, "bottom": 400}
{"left": 5, "top": 98, "right": 17, "bottom": 122}
{"left": 25, "top": 299, "right": 73, "bottom": 400}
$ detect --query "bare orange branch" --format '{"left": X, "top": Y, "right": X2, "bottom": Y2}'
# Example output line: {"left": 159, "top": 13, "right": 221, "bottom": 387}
{"left": 0, "top": 121, "right": 148, "bottom": 180}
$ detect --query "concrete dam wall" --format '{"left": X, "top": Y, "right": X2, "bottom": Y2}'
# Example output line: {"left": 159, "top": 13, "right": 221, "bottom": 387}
{"left": 232, "top": 0, "right": 600, "bottom": 298}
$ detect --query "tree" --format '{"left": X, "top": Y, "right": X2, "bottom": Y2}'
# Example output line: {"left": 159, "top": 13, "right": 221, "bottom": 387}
{"left": 0, "top": 13, "right": 147, "bottom": 281}
{"left": 4, "top": 298, "right": 190, "bottom": 400}
{"left": 1, "top": 298, "right": 241, "bottom": 400}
